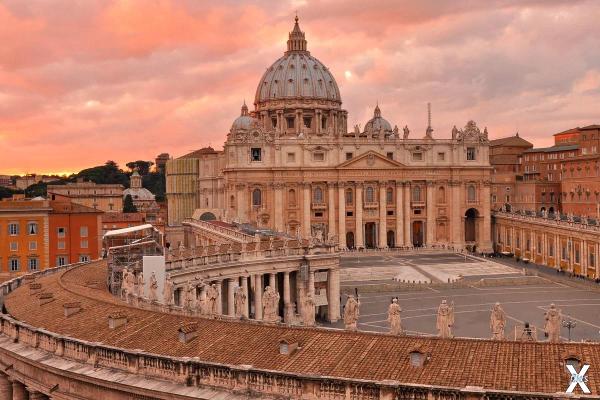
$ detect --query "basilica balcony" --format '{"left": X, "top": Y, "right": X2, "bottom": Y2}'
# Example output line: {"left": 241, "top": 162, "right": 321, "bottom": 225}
{"left": 363, "top": 202, "right": 379, "bottom": 209}
{"left": 311, "top": 202, "right": 327, "bottom": 210}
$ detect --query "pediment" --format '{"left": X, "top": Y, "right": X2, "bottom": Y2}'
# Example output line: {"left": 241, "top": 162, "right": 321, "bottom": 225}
{"left": 337, "top": 151, "right": 405, "bottom": 169}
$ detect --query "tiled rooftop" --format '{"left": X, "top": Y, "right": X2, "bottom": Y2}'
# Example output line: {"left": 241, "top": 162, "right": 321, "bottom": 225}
{"left": 5, "top": 261, "right": 600, "bottom": 395}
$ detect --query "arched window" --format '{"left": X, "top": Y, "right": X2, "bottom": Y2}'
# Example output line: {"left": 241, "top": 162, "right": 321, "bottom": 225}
{"left": 386, "top": 188, "right": 394, "bottom": 204}
{"left": 437, "top": 186, "right": 446, "bottom": 204}
{"left": 366, "top": 186, "right": 375, "bottom": 203}
{"left": 467, "top": 185, "right": 476, "bottom": 202}
{"left": 288, "top": 189, "right": 296, "bottom": 206}
{"left": 345, "top": 188, "right": 353, "bottom": 205}
{"left": 313, "top": 187, "right": 323, "bottom": 203}
{"left": 252, "top": 188, "right": 262, "bottom": 206}
{"left": 412, "top": 186, "right": 421, "bottom": 202}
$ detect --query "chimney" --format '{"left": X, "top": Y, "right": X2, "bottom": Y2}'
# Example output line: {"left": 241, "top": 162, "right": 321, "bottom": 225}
{"left": 39, "top": 292, "right": 54, "bottom": 305}
{"left": 279, "top": 338, "right": 299, "bottom": 355}
{"left": 108, "top": 311, "right": 128, "bottom": 329}
{"left": 29, "top": 283, "right": 42, "bottom": 294}
{"left": 63, "top": 302, "right": 82, "bottom": 317}
{"left": 178, "top": 322, "right": 199, "bottom": 343}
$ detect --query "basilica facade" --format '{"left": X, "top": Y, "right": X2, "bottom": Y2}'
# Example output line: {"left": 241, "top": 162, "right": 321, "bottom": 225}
{"left": 166, "top": 18, "right": 493, "bottom": 252}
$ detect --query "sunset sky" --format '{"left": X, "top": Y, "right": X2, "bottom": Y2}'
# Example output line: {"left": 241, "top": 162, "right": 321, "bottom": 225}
{"left": 1, "top": 0, "right": 600, "bottom": 176}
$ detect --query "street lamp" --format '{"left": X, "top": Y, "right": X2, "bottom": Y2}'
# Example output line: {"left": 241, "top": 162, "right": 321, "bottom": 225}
{"left": 562, "top": 318, "right": 577, "bottom": 342}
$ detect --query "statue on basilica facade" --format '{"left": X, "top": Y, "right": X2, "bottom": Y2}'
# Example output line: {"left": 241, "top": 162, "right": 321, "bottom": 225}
{"left": 343, "top": 295, "right": 360, "bottom": 331}
{"left": 121, "top": 269, "right": 131, "bottom": 299}
{"left": 353, "top": 124, "right": 361, "bottom": 136}
{"left": 163, "top": 274, "right": 174, "bottom": 305}
{"left": 544, "top": 303, "right": 562, "bottom": 343}
{"left": 490, "top": 302, "right": 506, "bottom": 340}
{"left": 205, "top": 283, "right": 219, "bottom": 316}
{"left": 184, "top": 281, "right": 196, "bottom": 312}
{"left": 136, "top": 272, "right": 145, "bottom": 298}
{"left": 234, "top": 285, "right": 247, "bottom": 318}
{"left": 387, "top": 298, "right": 403, "bottom": 335}
{"left": 302, "top": 292, "right": 316, "bottom": 326}
{"left": 393, "top": 125, "right": 399, "bottom": 138}
{"left": 452, "top": 125, "right": 459, "bottom": 140}
{"left": 403, "top": 125, "right": 410, "bottom": 139}
{"left": 262, "top": 286, "right": 280, "bottom": 322}
{"left": 436, "top": 300, "right": 454, "bottom": 338}
{"left": 148, "top": 272, "right": 158, "bottom": 302}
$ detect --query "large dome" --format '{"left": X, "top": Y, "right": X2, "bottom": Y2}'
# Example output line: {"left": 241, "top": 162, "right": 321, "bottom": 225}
{"left": 254, "top": 17, "right": 341, "bottom": 107}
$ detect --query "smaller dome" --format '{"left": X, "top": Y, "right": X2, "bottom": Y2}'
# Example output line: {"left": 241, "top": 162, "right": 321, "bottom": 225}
{"left": 364, "top": 105, "right": 392, "bottom": 133}
{"left": 231, "top": 101, "right": 258, "bottom": 131}
{"left": 123, "top": 187, "right": 155, "bottom": 201}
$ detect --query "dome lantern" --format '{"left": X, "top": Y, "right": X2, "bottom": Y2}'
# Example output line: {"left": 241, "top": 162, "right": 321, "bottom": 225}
{"left": 286, "top": 16, "right": 308, "bottom": 54}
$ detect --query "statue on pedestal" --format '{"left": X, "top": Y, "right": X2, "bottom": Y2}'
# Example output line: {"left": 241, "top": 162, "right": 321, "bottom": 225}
{"left": 163, "top": 274, "right": 174, "bottom": 305}
{"left": 136, "top": 272, "right": 145, "bottom": 298}
{"left": 234, "top": 285, "right": 247, "bottom": 318}
{"left": 148, "top": 272, "right": 158, "bottom": 302}
{"left": 184, "top": 281, "right": 196, "bottom": 312}
{"left": 403, "top": 125, "right": 410, "bottom": 139}
{"left": 121, "top": 269, "right": 130, "bottom": 298}
{"left": 387, "top": 298, "right": 402, "bottom": 335}
{"left": 343, "top": 295, "right": 360, "bottom": 331}
{"left": 262, "top": 286, "right": 280, "bottom": 322}
{"left": 205, "top": 283, "right": 219, "bottom": 316}
{"left": 436, "top": 299, "right": 454, "bottom": 338}
{"left": 490, "top": 302, "right": 506, "bottom": 340}
{"left": 302, "top": 293, "right": 316, "bottom": 326}
{"left": 544, "top": 303, "right": 562, "bottom": 343}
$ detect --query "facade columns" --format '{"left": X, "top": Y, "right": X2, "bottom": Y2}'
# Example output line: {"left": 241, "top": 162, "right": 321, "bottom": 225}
{"left": 395, "top": 181, "right": 403, "bottom": 248}
{"left": 0, "top": 374, "right": 11, "bottom": 400}
{"left": 216, "top": 281, "right": 223, "bottom": 315}
{"left": 11, "top": 381, "right": 26, "bottom": 400}
{"left": 355, "top": 183, "right": 364, "bottom": 249}
{"left": 236, "top": 183, "right": 247, "bottom": 223}
{"left": 274, "top": 183, "right": 284, "bottom": 232}
{"left": 283, "top": 271, "right": 293, "bottom": 323}
{"left": 327, "top": 182, "right": 336, "bottom": 241}
{"left": 481, "top": 182, "right": 492, "bottom": 252}
{"left": 227, "top": 278, "right": 236, "bottom": 317}
{"left": 403, "top": 182, "right": 411, "bottom": 246}
{"left": 338, "top": 184, "right": 346, "bottom": 248}
{"left": 269, "top": 273, "right": 276, "bottom": 290}
{"left": 451, "top": 182, "right": 462, "bottom": 247}
{"left": 327, "top": 269, "right": 340, "bottom": 322}
{"left": 426, "top": 181, "right": 435, "bottom": 245}
{"left": 241, "top": 277, "right": 249, "bottom": 318}
{"left": 378, "top": 184, "right": 387, "bottom": 248}
{"left": 254, "top": 274, "right": 263, "bottom": 320}
{"left": 302, "top": 183, "right": 311, "bottom": 239}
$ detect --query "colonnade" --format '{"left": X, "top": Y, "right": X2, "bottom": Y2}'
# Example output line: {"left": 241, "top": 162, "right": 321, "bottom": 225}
{"left": 0, "top": 373, "right": 49, "bottom": 400}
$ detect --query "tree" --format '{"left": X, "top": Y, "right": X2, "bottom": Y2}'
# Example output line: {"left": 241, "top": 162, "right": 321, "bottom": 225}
{"left": 142, "top": 171, "right": 166, "bottom": 202}
{"left": 126, "top": 160, "right": 154, "bottom": 175}
{"left": 123, "top": 194, "right": 137, "bottom": 213}
{"left": 75, "top": 161, "right": 129, "bottom": 187}
{"left": 0, "top": 186, "right": 23, "bottom": 200}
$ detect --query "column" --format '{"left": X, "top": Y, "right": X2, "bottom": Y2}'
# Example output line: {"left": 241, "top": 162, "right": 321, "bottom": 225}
{"left": 28, "top": 390, "right": 47, "bottom": 400}
{"left": 227, "top": 278, "right": 235, "bottom": 317}
{"left": 316, "top": 110, "right": 321, "bottom": 135}
{"left": 308, "top": 270, "right": 315, "bottom": 297}
{"left": 378, "top": 184, "right": 387, "bottom": 248}
{"left": 0, "top": 374, "right": 11, "bottom": 400}
{"left": 216, "top": 281, "right": 223, "bottom": 315}
{"left": 595, "top": 242, "right": 599, "bottom": 278}
{"left": 254, "top": 274, "right": 263, "bottom": 320}
{"left": 302, "top": 183, "right": 311, "bottom": 239}
{"left": 327, "top": 269, "right": 340, "bottom": 322}
{"left": 355, "top": 183, "right": 364, "bottom": 249}
{"left": 451, "top": 182, "right": 461, "bottom": 246}
{"left": 403, "top": 182, "right": 411, "bottom": 246}
{"left": 426, "top": 181, "right": 435, "bottom": 245}
{"left": 236, "top": 183, "right": 247, "bottom": 223}
{"left": 241, "top": 277, "right": 249, "bottom": 318}
{"left": 338, "top": 184, "right": 346, "bottom": 248}
{"left": 328, "top": 182, "right": 336, "bottom": 241}
{"left": 555, "top": 235, "right": 560, "bottom": 270}
{"left": 395, "top": 181, "right": 403, "bottom": 247}
{"left": 296, "top": 270, "right": 304, "bottom": 316}
{"left": 481, "top": 181, "right": 492, "bottom": 252}
{"left": 269, "top": 273, "right": 276, "bottom": 290}
{"left": 283, "top": 272, "right": 293, "bottom": 323}
{"left": 274, "top": 183, "right": 284, "bottom": 232}
{"left": 11, "top": 381, "right": 27, "bottom": 400}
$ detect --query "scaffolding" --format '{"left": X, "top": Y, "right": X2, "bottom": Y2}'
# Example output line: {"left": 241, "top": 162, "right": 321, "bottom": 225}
{"left": 103, "top": 224, "right": 164, "bottom": 295}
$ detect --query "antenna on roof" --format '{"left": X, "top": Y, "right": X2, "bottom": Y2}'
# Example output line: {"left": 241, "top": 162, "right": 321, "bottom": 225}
{"left": 427, "top": 102, "right": 431, "bottom": 129}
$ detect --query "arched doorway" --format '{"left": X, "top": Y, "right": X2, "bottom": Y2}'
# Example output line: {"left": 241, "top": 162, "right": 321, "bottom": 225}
{"left": 387, "top": 230, "right": 395, "bottom": 248}
{"left": 549, "top": 206, "right": 555, "bottom": 214}
{"left": 465, "top": 208, "right": 478, "bottom": 243}
{"left": 346, "top": 232, "right": 355, "bottom": 249}
{"left": 365, "top": 223, "right": 376, "bottom": 249}
{"left": 199, "top": 212, "right": 216, "bottom": 221}
{"left": 540, "top": 207, "right": 546, "bottom": 212}
{"left": 412, "top": 221, "right": 423, "bottom": 247}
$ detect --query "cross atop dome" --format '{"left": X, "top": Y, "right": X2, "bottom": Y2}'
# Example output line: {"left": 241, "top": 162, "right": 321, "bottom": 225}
{"left": 286, "top": 15, "right": 309, "bottom": 54}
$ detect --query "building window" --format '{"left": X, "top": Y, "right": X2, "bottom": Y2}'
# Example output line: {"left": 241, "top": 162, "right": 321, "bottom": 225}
{"left": 9, "top": 258, "right": 20, "bottom": 272}
{"left": 314, "top": 212, "right": 323, "bottom": 217}
{"left": 251, "top": 148, "right": 262, "bottom": 162}
{"left": 346, "top": 152, "right": 353, "bottom": 160}
{"left": 437, "top": 186, "right": 446, "bottom": 204}
{"left": 492, "top": 194, "right": 497, "bottom": 203}
{"left": 322, "top": 117, "right": 327, "bottom": 130}
{"left": 252, "top": 188, "right": 262, "bottom": 206}
{"left": 467, "top": 185, "right": 476, "bottom": 202}
{"left": 229, "top": 195, "right": 235, "bottom": 209}
{"left": 80, "top": 226, "right": 88, "bottom": 237}
{"left": 386, "top": 152, "right": 394, "bottom": 160}
{"left": 81, "top": 240, "right": 88, "bottom": 249}
{"left": 286, "top": 116, "right": 295, "bottom": 129}
{"left": 9, "top": 242, "right": 18, "bottom": 251}
{"left": 303, "top": 117, "right": 312, "bottom": 129}
{"left": 575, "top": 246, "right": 580, "bottom": 264}
{"left": 57, "top": 227, "right": 66, "bottom": 238}
{"left": 386, "top": 188, "right": 393, "bottom": 204}
{"left": 589, "top": 252, "right": 595, "bottom": 267}
{"left": 79, "top": 255, "right": 90, "bottom": 262}
{"left": 27, "top": 222, "right": 38, "bottom": 235}
{"left": 29, "top": 241, "right": 37, "bottom": 251}
{"left": 516, "top": 235, "right": 520, "bottom": 248}
{"left": 345, "top": 188, "right": 353, "bottom": 205}
{"left": 58, "top": 241, "right": 66, "bottom": 250}
{"left": 313, "top": 187, "right": 324, "bottom": 203}
{"left": 412, "top": 152, "right": 423, "bottom": 161}
{"left": 288, "top": 189, "right": 297, "bottom": 206}
{"left": 287, "top": 152, "right": 296, "bottom": 163}
{"left": 346, "top": 211, "right": 353, "bottom": 217}
{"left": 8, "top": 223, "right": 19, "bottom": 235}
{"left": 562, "top": 245, "right": 567, "bottom": 261}
{"left": 365, "top": 186, "right": 375, "bottom": 203}
{"left": 549, "top": 242, "right": 554, "bottom": 256}
{"left": 467, "top": 147, "right": 476, "bottom": 161}
{"left": 437, "top": 152, "right": 445, "bottom": 161}
{"left": 313, "top": 152, "right": 325, "bottom": 161}
{"left": 57, "top": 256, "right": 68, "bottom": 267}
{"left": 412, "top": 186, "right": 421, "bottom": 202}
{"left": 28, "top": 258, "right": 39, "bottom": 271}
{"left": 271, "top": 117, "right": 277, "bottom": 128}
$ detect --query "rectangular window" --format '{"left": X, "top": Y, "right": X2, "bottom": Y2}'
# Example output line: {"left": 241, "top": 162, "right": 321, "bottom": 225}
{"left": 57, "top": 227, "right": 66, "bottom": 238}
{"left": 549, "top": 242, "right": 554, "bottom": 256}
{"left": 286, "top": 116, "right": 295, "bottom": 129}
{"left": 287, "top": 152, "right": 295, "bottom": 163}
{"left": 9, "top": 242, "right": 18, "bottom": 251}
{"left": 303, "top": 117, "right": 312, "bottom": 129}
{"left": 79, "top": 255, "right": 90, "bottom": 262}
{"left": 321, "top": 117, "right": 327, "bottom": 130}
{"left": 313, "top": 152, "right": 325, "bottom": 161}
{"left": 346, "top": 211, "right": 353, "bottom": 217}
{"left": 58, "top": 241, "right": 66, "bottom": 250}
{"left": 387, "top": 210, "right": 394, "bottom": 216}
{"left": 590, "top": 252, "right": 595, "bottom": 268}
{"left": 80, "top": 226, "right": 88, "bottom": 237}
{"left": 28, "top": 258, "right": 39, "bottom": 271}
{"left": 562, "top": 245, "right": 567, "bottom": 261}
{"left": 467, "top": 147, "right": 476, "bottom": 161}
{"left": 271, "top": 117, "right": 277, "bottom": 128}
{"left": 251, "top": 148, "right": 262, "bottom": 162}
{"left": 414, "top": 209, "right": 422, "bottom": 215}
{"left": 57, "top": 256, "right": 67, "bottom": 267}
{"left": 346, "top": 152, "right": 353, "bottom": 160}
{"left": 81, "top": 240, "right": 88, "bottom": 249}
{"left": 437, "top": 152, "right": 445, "bottom": 161}
{"left": 9, "top": 258, "right": 19, "bottom": 272}
{"left": 412, "top": 152, "right": 423, "bottom": 161}
{"left": 27, "top": 222, "right": 38, "bottom": 235}
{"left": 575, "top": 246, "right": 580, "bottom": 264}
{"left": 8, "top": 223, "right": 18, "bottom": 235}
{"left": 386, "top": 152, "right": 394, "bottom": 160}
{"left": 29, "top": 241, "right": 37, "bottom": 251}
{"left": 314, "top": 212, "right": 323, "bottom": 217}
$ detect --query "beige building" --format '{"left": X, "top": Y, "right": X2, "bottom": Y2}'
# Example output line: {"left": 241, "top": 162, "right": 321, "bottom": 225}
{"left": 167, "top": 18, "right": 493, "bottom": 252}
{"left": 48, "top": 179, "right": 123, "bottom": 213}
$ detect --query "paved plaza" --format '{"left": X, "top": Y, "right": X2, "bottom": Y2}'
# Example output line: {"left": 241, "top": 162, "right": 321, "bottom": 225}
{"left": 331, "top": 252, "right": 600, "bottom": 342}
